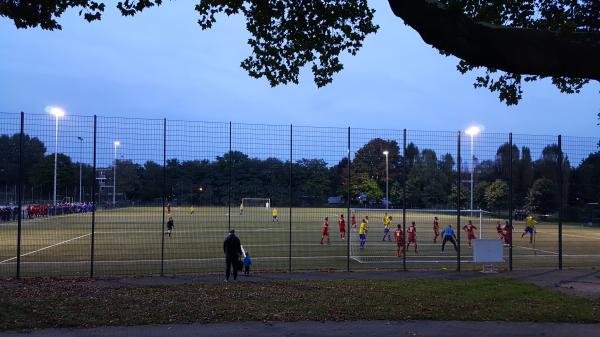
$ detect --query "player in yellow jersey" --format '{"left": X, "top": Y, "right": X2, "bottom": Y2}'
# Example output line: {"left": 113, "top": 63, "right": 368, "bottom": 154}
{"left": 189, "top": 206, "right": 195, "bottom": 215}
{"left": 239, "top": 202, "right": 244, "bottom": 215}
{"left": 382, "top": 213, "right": 392, "bottom": 241}
{"left": 359, "top": 219, "right": 367, "bottom": 248}
{"left": 272, "top": 208, "right": 279, "bottom": 223}
{"left": 522, "top": 214, "right": 538, "bottom": 244}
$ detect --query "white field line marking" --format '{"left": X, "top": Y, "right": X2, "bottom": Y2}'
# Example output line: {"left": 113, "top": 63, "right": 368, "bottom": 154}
{"left": 8, "top": 254, "right": 599, "bottom": 266}
{"left": 561, "top": 232, "right": 600, "bottom": 241}
{"left": 0, "top": 233, "right": 92, "bottom": 264}
{"left": 513, "top": 245, "right": 558, "bottom": 255}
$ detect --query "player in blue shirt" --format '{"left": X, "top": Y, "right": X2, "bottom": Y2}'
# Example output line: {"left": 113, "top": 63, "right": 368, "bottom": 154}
{"left": 441, "top": 224, "right": 458, "bottom": 252}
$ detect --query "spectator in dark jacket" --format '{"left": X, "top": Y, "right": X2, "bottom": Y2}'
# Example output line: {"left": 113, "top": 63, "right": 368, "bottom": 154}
{"left": 223, "top": 229, "right": 242, "bottom": 281}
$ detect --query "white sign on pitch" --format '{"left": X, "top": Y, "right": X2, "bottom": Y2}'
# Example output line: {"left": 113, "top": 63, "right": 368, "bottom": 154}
{"left": 473, "top": 240, "right": 504, "bottom": 263}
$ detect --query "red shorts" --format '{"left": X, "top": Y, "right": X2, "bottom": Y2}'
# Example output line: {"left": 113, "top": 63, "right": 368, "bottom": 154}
{"left": 408, "top": 236, "right": 416, "bottom": 243}
{"left": 396, "top": 241, "right": 404, "bottom": 247}
{"left": 468, "top": 233, "right": 476, "bottom": 240}
{"left": 434, "top": 230, "right": 440, "bottom": 236}
{"left": 322, "top": 231, "right": 329, "bottom": 236}
{"left": 339, "top": 227, "right": 345, "bottom": 232}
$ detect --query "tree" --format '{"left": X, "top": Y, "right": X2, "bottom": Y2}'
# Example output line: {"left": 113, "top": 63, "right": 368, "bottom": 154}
{"left": 3, "top": 1, "right": 597, "bottom": 105}
{"left": 448, "top": 184, "right": 469, "bottom": 209}
{"left": 29, "top": 153, "right": 76, "bottom": 200}
{"left": 405, "top": 148, "right": 449, "bottom": 208}
{"left": 473, "top": 181, "right": 490, "bottom": 210}
{"left": 115, "top": 160, "right": 142, "bottom": 200}
{"left": 293, "top": 159, "right": 330, "bottom": 206}
{"left": 526, "top": 178, "right": 557, "bottom": 214}
{"left": 569, "top": 152, "right": 600, "bottom": 205}
{"left": 351, "top": 172, "right": 383, "bottom": 203}
{"left": 352, "top": 138, "right": 401, "bottom": 189}
{"left": 484, "top": 179, "right": 508, "bottom": 212}
{"left": 0, "top": 133, "right": 46, "bottom": 186}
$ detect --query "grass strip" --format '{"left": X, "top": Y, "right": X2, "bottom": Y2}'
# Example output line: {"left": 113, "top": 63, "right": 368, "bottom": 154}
{"left": 1, "top": 278, "right": 599, "bottom": 330}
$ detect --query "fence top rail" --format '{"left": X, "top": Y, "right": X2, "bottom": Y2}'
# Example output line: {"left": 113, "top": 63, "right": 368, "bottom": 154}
{"left": 0, "top": 112, "right": 598, "bottom": 141}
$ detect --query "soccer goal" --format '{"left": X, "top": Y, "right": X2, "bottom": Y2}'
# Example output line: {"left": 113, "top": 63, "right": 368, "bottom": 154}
{"left": 241, "top": 198, "right": 271, "bottom": 209}
{"left": 349, "top": 208, "right": 500, "bottom": 264}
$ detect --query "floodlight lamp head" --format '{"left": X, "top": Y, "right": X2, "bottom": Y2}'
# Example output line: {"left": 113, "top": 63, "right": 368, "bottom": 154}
{"left": 48, "top": 106, "right": 65, "bottom": 118}
{"left": 114, "top": 141, "right": 121, "bottom": 147}
{"left": 465, "top": 126, "right": 481, "bottom": 136}
{"left": 383, "top": 150, "right": 389, "bottom": 156}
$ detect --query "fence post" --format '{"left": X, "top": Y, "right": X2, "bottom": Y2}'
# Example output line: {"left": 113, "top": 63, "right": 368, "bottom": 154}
{"left": 16, "top": 112, "right": 24, "bottom": 278}
{"left": 160, "top": 118, "right": 166, "bottom": 276}
{"left": 289, "top": 124, "right": 292, "bottom": 272}
{"left": 402, "top": 129, "right": 407, "bottom": 271}
{"left": 228, "top": 121, "right": 232, "bottom": 232}
{"left": 508, "top": 133, "right": 513, "bottom": 271}
{"left": 90, "top": 115, "right": 97, "bottom": 277}
{"left": 558, "top": 134, "right": 563, "bottom": 270}
{"left": 456, "top": 131, "right": 461, "bottom": 272}
{"left": 347, "top": 127, "right": 351, "bottom": 272}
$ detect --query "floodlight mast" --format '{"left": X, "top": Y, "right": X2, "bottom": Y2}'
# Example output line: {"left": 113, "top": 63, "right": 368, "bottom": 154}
{"left": 383, "top": 150, "right": 389, "bottom": 209}
{"left": 465, "top": 126, "right": 481, "bottom": 215}
{"left": 48, "top": 107, "right": 65, "bottom": 207}
{"left": 113, "top": 141, "right": 120, "bottom": 205}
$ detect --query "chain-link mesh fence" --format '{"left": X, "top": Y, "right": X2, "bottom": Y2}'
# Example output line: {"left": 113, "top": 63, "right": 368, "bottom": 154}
{"left": 0, "top": 112, "right": 598, "bottom": 277}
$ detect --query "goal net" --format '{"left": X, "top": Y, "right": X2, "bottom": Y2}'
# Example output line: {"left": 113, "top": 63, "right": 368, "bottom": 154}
{"left": 241, "top": 198, "right": 271, "bottom": 209}
{"left": 349, "top": 208, "right": 503, "bottom": 264}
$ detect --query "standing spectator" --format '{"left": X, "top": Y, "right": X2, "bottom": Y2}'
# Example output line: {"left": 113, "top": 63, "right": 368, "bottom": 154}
{"left": 223, "top": 229, "right": 242, "bottom": 282}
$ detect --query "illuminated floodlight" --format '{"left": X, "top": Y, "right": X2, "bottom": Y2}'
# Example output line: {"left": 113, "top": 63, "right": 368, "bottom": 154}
{"left": 48, "top": 106, "right": 65, "bottom": 118}
{"left": 465, "top": 126, "right": 481, "bottom": 136}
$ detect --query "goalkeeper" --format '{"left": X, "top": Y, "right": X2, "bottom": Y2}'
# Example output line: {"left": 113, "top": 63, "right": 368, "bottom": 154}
{"left": 441, "top": 224, "right": 458, "bottom": 252}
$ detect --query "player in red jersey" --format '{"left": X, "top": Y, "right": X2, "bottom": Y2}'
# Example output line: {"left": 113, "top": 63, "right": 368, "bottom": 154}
{"left": 351, "top": 211, "right": 357, "bottom": 231}
{"left": 407, "top": 221, "right": 418, "bottom": 254}
{"left": 320, "top": 217, "right": 330, "bottom": 245}
{"left": 503, "top": 220, "right": 513, "bottom": 246}
{"left": 433, "top": 216, "right": 441, "bottom": 243}
{"left": 496, "top": 221, "right": 504, "bottom": 240}
{"left": 394, "top": 224, "right": 405, "bottom": 257}
{"left": 463, "top": 220, "right": 478, "bottom": 248}
{"left": 338, "top": 214, "right": 346, "bottom": 240}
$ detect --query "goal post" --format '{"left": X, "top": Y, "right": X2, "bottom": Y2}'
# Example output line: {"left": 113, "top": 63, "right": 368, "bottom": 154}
{"left": 241, "top": 198, "right": 271, "bottom": 209}
{"left": 349, "top": 208, "right": 503, "bottom": 264}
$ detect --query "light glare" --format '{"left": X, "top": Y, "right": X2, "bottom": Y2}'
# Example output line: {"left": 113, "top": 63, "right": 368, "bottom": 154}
{"left": 48, "top": 106, "right": 65, "bottom": 118}
{"left": 465, "top": 126, "right": 481, "bottom": 136}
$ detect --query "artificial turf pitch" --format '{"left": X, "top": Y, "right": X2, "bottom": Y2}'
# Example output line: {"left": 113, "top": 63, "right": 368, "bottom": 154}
{"left": 0, "top": 207, "right": 598, "bottom": 277}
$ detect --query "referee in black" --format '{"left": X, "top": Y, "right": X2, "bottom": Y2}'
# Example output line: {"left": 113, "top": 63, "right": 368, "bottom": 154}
{"left": 223, "top": 229, "right": 243, "bottom": 282}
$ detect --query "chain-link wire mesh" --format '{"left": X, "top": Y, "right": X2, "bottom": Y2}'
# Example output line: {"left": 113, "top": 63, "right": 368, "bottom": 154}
{"left": 292, "top": 125, "right": 348, "bottom": 271}
{"left": 0, "top": 111, "right": 598, "bottom": 277}
{"left": 0, "top": 112, "right": 21, "bottom": 277}
{"left": 562, "top": 135, "right": 600, "bottom": 269}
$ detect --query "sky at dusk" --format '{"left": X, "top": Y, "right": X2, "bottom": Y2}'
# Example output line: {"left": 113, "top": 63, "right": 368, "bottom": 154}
{"left": 1, "top": 1, "right": 598, "bottom": 138}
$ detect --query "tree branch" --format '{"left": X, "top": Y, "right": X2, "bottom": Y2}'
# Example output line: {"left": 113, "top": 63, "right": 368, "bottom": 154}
{"left": 388, "top": 0, "right": 600, "bottom": 81}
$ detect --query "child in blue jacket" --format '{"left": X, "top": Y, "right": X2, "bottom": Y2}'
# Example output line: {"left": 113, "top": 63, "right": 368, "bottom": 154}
{"left": 243, "top": 252, "right": 252, "bottom": 275}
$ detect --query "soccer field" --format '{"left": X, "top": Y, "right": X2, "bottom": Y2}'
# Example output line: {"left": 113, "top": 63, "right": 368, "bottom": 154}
{"left": 0, "top": 206, "right": 599, "bottom": 277}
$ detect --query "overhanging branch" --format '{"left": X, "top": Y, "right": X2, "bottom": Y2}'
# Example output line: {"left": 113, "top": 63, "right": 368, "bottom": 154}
{"left": 388, "top": 0, "right": 600, "bottom": 81}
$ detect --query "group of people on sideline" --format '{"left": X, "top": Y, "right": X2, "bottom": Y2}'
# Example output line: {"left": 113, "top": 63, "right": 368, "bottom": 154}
{"left": 0, "top": 202, "right": 94, "bottom": 222}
